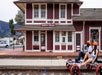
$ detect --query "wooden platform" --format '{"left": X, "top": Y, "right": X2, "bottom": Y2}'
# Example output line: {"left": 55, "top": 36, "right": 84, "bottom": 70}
{"left": 0, "top": 48, "right": 102, "bottom": 58}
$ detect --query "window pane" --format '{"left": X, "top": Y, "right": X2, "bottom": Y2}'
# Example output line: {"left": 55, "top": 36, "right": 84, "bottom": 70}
{"left": 34, "top": 31, "right": 39, "bottom": 41}
{"left": 34, "top": 5, "right": 39, "bottom": 18}
{"left": 41, "top": 5, "right": 46, "bottom": 18}
{"left": 55, "top": 32, "right": 59, "bottom": 42}
{"left": 61, "top": 5, "right": 65, "bottom": 18}
{"left": 90, "top": 29, "right": 99, "bottom": 42}
{"left": 62, "top": 32, "right": 66, "bottom": 42}
{"left": 62, "top": 37, "right": 65, "bottom": 42}
{"left": 68, "top": 32, "right": 72, "bottom": 42}
{"left": 41, "top": 33, "right": 45, "bottom": 45}
{"left": 62, "top": 32, "right": 66, "bottom": 36}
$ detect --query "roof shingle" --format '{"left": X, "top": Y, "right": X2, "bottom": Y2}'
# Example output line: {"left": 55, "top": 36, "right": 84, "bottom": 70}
{"left": 15, "top": 25, "right": 75, "bottom": 31}
{"left": 73, "top": 8, "right": 102, "bottom": 21}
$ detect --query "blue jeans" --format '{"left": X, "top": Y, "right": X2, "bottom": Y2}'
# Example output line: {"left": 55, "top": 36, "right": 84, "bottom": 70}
{"left": 77, "top": 51, "right": 85, "bottom": 60}
{"left": 75, "top": 51, "right": 85, "bottom": 63}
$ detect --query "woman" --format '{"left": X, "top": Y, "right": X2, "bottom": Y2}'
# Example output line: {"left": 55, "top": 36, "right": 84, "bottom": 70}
{"left": 80, "top": 42, "right": 99, "bottom": 67}
{"left": 76, "top": 40, "right": 93, "bottom": 63}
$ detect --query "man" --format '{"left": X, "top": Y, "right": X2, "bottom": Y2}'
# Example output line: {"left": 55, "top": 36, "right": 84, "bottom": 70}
{"left": 75, "top": 40, "right": 93, "bottom": 63}
{"left": 79, "top": 42, "right": 99, "bottom": 68}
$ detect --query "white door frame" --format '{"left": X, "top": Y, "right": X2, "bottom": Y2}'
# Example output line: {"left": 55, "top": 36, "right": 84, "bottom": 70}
{"left": 40, "top": 31, "right": 47, "bottom": 52}
{"left": 75, "top": 32, "right": 83, "bottom": 52}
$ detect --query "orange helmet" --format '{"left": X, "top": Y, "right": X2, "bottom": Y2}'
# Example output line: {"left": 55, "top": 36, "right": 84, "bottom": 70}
{"left": 87, "top": 40, "right": 91, "bottom": 45}
{"left": 93, "top": 42, "right": 98, "bottom": 46}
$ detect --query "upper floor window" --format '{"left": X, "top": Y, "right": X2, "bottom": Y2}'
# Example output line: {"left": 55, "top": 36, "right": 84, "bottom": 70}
{"left": 34, "top": 4, "right": 46, "bottom": 18}
{"left": 41, "top": 5, "right": 46, "bottom": 18}
{"left": 60, "top": 5, "right": 66, "bottom": 18}
{"left": 34, "top": 5, "right": 39, "bottom": 18}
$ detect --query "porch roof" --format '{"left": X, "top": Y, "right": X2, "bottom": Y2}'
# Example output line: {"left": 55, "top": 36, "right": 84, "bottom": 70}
{"left": 73, "top": 8, "right": 102, "bottom": 21}
{"left": 15, "top": 25, "right": 75, "bottom": 31}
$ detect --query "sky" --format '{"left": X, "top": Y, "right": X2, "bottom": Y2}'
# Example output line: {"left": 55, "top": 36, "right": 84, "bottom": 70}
{"left": 0, "top": 0, "right": 102, "bottom": 23}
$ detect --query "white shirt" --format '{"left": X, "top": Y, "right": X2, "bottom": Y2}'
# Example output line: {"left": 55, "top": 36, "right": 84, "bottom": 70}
{"left": 87, "top": 45, "right": 93, "bottom": 53}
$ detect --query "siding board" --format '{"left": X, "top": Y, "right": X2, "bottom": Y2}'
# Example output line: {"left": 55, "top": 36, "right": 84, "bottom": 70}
{"left": 55, "top": 4, "right": 59, "bottom": 19}
{"left": 26, "top": 4, "right": 32, "bottom": 19}
{"left": 67, "top": 4, "right": 71, "bottom": 19}
{"left": 26, "top": 31, "right": 32, "bottom": 50}
{"left": 47, "top": 31, "right": 53, "bottom": 50}
{"left": 73, "top": 4, "right": 79, "bottom": 15}
{"left": 47, "top": 4, "right": 53, "bottom": 19}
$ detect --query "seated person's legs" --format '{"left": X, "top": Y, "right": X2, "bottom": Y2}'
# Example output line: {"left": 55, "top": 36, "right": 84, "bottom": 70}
{"left": 83, "top": 52, "right": 91, "bottom": 62}
{"left": 81, "top": 58, "right": 93, "bottom": 67}
{"left": 76, "top": 51, "right": 85, "bottom": 62}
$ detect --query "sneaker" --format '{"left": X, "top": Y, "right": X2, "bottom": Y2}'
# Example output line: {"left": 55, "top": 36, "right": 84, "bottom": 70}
{"left": 80, "top": 60, "right": 84, "bottom": 63}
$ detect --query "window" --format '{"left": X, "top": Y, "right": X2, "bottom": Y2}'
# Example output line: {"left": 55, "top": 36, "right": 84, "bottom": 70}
{"left": 60, "top": 5, "right": 65, "bottom": 18}
{"left": 62, "top": 37, "right": 65, "bottom": 42}
{"left": 55, "top": 32, "right": 60, "bottom": 42}
{"left": 68, "top": 32, "right": 72, "bottom": 42}
{"left": 34, "top": 31, "right": 39, "bottom": 41}
{"left": 34, "top": 4, "right": 46, "bottom": 18}
{"left": 90, "top": 29, "right": 99, "bottom": 42}
{"left": 41, "top": 33, "right": 45, "bottom": 45}
{"left": 34, "top": 5, "right": 39, "bottom": 18}
{"left": 62, "top": 32, "right": 66, "bottom": 42}
{"left": 41, "top": 5, "right": 46, "bottom": 18}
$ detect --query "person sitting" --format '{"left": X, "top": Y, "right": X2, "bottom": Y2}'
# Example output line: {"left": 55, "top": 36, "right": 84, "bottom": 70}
{"left": 80, "top": 42, "right": 99, "bottom": 67}
{"left": 76, "top": 40, "right": 93, "bottom": 63}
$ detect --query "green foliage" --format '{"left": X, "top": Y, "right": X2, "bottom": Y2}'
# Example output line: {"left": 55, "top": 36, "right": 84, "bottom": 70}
{"left": 15, "top": 10, "right": 25, "bottom": 25}
{"left": 9, "top": 19, "right": 15, "bottom": 36}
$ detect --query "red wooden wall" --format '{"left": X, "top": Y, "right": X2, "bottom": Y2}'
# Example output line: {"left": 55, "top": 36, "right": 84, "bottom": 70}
{"left": 73, "top": 4, "right": 79, "bottom": 14}
{"left": 26, "top": 31, "right": 32, "bottom": 50}
{"left": 26, "top": 4, "right": 32, "bottom": 19}
{"left": 47, "top": 31, "right": 53, "bottom": 51}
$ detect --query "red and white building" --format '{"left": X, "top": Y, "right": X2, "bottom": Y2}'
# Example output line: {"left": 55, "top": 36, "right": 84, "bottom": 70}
{"left": 14, "top": 0, "right": 102, "bottom": 52}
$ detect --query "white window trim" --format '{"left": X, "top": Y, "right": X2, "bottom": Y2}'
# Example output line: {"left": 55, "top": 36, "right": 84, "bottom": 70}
{"left": 40, "top": 31, "right": 47, "bottom": 52}
{"left": 75, "top": 32, "right": 82, "bottom": 52}
{"left": 59, "top": 4, "right": 67, "bottom": 19}
{"left": 55, "top": 31, "right": 60, "bottom": 43}
{"left": 67, "top": 32, "right": 73, "bottom": 43}
{"left": 32, "top": 3, "right": 47, "bottom": 19}
{"left": 71, "top": 3, "right": 80, "bottom": 16}
{"left": 89, "top": 27, "right": 101, "bottom": 51}
{"left": 33, "top": 31, "right": 40, "bottom": 46}
{"left": 61, "top": 31, "right": 66, "bottom": 43}
{"left": 25, "top": 31, "right": 40, "bottom": 52}
{"left": 25, "top": 3, "right": 72, "bottom": 25}
{"left": 53, "top": 31, "right": 74, "bottom": 52}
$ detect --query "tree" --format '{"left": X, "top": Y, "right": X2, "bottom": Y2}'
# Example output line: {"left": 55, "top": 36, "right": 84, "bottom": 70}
{"left": 9, "top": 19, "right": 16, "bottom": 49}
{"left": 15, "top": 10, "right": 25, "bottom": 25}
{"left": 9, "top": 19, "right": 15, "bottom": 36}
